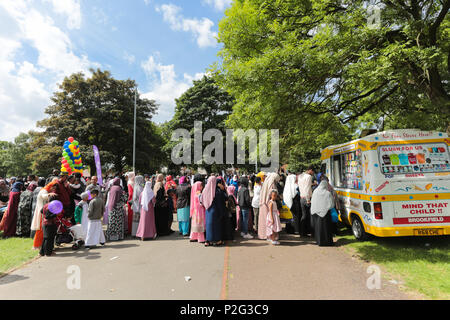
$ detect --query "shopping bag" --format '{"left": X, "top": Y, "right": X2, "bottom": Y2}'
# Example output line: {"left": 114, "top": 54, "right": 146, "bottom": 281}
{"left": 330, "top": 208, "right": 339, "bottom": 223}
{"left": 279, "top": 204, "right": 293, "bottom": 220}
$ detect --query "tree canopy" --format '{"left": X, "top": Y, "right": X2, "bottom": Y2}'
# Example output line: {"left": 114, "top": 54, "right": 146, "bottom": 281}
{"left": 31, "top": 69, "right": 165, "bottom": 176}
{"left": 214, "top": 0, "right": 449, "bottom": 170}
{"left": 163, "top": 75, "right": 235, "bottom": 173}
{"left": 0, "top": 133, "right": 33, "bottom": 177}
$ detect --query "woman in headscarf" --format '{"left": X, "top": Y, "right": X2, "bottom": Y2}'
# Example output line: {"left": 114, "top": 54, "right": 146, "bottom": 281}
{"left": 255, "top": 172, "right": 266, "bottom": 185}
{"left": 165, "top": 175, "right": 177, "bottom": 191}
{"left": 224, "top": 185, "right": 238, "bottom": 241}
{"left": 165, "top": 175, "right": 178, "bottom": 214}
{"left": 283, "top": 174, "right": 301, "bottom": 234}
{"left": 0, "top": 179, "right": 10, "bottom": 204}
{"left": 30, "top": 178, "right": 46, "bottom": 239}
{"left": 176, "top": 176, "right": 191, "bottom": 236}
{"left": 31, "top": 179, "right": 58, "bottom": 249}
{"left": 106, "top": 178, "right": 126, "bottom": 241}
{"left": 136, "top": 181, "right": 157, "bottom": 240}
{"left": 310, "top": 180, "right": 335, "bottom": 246}
{"left": 131, "top": 175, "right": 145, "bottom": 237}
{"left": 126, "top": 172, "right": 135, "bottom": 236}
{"left": 0, "top": 182, "right": 23, "bottom": 238}
{"left": 189, "top": 181, "right": 206, "bottom": 243}
{"left": 230, "top": 175, "right": 239, "bottom": 197}
{"left": 201, "top": 176, "right": 227, "bottom": 246}
{"left": 16, "top": 183, "right": 37, "bottom": 237}
{"left": 153, "top": 174, "right": 173, "bottom": 236}
{"left": 258, "top": 172, "right": 280, "bottom": 240}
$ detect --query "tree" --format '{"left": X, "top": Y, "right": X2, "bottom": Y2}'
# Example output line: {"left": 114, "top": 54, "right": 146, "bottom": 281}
{"left": 214, "top": 0, "right": 449, "bottom": 168}
{"left": 0, "top": 133, "right": 33, "bottom": 177}
{"left": 164, "top": 76, "right": 235, "bottom": 173}
{"left": 32, "top": 69, "right": 165, "bottom": 176}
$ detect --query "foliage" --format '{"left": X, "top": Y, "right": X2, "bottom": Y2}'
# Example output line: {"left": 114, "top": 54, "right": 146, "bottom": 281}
{"left": 0, "top": 133, "right": 33, "bottom": 177}
{"left": 164, "top": 75, "right": 235, "bottom": 173}
{"left": 31, "top": 69, "right": 165, "bottom": 176}
{"left": 214, "top": 0, "right": 450, "bottom": 168}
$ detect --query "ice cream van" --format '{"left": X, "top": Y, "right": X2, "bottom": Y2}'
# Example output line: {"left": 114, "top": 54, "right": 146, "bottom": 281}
{"left": 320, "top": 129, "right": 450, "bottom": 240}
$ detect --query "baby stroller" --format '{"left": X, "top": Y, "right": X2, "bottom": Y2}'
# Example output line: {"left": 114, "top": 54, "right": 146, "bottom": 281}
{"left": 55, "top": 215, "right": 85, "bottom": 250}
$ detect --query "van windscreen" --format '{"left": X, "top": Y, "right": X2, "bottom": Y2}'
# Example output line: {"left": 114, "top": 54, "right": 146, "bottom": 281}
{"left": 378, "top": 143, "right": 450, "bottom": 175}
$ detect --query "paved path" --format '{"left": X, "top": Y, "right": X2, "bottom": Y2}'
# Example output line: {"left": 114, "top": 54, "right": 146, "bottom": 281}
{"left": 0, "top": 223, "right": 411, "bottom": 300}
{"left": 226, "top": 234, "right": 410, "bottom": 300}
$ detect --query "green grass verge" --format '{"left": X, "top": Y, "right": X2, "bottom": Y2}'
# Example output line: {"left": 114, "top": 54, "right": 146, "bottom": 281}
{"left": 0, "top": 233, "right": 39, "bottom": 275}
{"left": 335, "top": 228, "right": 450, "bottom": 300}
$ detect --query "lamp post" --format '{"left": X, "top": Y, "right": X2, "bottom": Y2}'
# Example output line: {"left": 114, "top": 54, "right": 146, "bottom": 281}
{"left": 133, "top": 86, "right": 137, "bottom": 172}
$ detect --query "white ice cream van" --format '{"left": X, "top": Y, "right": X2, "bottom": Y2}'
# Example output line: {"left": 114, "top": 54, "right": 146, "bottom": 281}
{"left": 321, "top": 129, "right": 450, "bottom": 240}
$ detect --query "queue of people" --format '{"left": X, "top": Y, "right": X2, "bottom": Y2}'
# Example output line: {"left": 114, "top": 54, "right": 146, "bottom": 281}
{"left": 0, "top": 166, "right": 341, "bottom": 257}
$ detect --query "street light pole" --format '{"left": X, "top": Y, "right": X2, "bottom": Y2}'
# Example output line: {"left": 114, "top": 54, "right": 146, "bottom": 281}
{"left": 133, "top": 87, "right": 137, "bottom": 172}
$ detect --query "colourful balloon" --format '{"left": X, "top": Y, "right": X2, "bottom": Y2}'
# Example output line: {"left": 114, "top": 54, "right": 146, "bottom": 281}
{"left": 68, "top": 137, "right": 74, "bottom": 143}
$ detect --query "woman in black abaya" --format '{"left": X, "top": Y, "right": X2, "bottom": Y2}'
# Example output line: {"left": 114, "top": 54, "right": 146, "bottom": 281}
{"left": 310, "top": 179, "right": 334, "bottom": 246}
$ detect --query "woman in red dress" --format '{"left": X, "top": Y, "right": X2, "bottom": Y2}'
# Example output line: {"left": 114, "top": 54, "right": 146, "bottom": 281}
{"left": 126, "top": 172, "right": 135, "bottom": 236}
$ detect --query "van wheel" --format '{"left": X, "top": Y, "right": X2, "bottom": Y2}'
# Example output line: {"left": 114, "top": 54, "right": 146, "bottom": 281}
{"left": 352, "top": 216, "right": 369, "bottom": 241}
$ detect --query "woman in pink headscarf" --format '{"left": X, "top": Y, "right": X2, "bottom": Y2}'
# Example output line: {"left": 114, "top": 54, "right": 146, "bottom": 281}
{"left": 226, "top": 185, "right": 240, "bottom": 232}
{"left": 189, "top": 181, "right": 206, "bottom": 243}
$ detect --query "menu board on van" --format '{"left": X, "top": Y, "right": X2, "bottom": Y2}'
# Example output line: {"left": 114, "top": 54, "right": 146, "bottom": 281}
{"left": 378, "top": 143, "right": 450, "bottom": 174}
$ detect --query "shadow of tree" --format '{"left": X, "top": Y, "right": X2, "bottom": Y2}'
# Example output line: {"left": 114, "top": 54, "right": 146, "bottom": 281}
{"left": 0, "top": 274, "right": 29, "bottom": 285}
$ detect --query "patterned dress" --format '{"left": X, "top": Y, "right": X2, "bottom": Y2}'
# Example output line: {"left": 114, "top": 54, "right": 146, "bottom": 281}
{"left": 106, "top": 193, "right": 127, "bottom": 241}
{"left": 16, "top": 190, "right": 34, "bottom": 237}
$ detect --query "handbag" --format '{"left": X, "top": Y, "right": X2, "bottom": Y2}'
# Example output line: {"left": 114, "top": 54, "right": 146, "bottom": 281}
{"left": 279, "top": 203, "right": 293, "bottom": 220}
{"left": 330, "top": 208, "right": 339, "bottom": 223}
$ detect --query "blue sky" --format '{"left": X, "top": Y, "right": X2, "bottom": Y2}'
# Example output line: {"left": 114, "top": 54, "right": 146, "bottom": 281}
{"left": 0, "top": 0, "right": 232, "bottom": 141}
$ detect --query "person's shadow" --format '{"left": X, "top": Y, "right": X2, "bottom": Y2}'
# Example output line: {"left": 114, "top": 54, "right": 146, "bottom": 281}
{"left": 0, "top": 274, "right": 29, "bottom": 285}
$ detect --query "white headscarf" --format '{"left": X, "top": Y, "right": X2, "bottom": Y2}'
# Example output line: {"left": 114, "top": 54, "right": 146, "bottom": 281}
{"left": 283, "top": 174, "right": 297, "bottom": 209}
{"left": 140, "top": 181, "right": 155, "bottom": 212}
{"left": 311, "top": 181, "right": 334, "bottom": 218}
{"left": 127, "top": 172, "right": 136, "bottom": 187}
{"left": 259, "top": 172, "right": 280, "bottom": 208}
{"left": 132, "top": 175, "right": 145, "bottom": 213}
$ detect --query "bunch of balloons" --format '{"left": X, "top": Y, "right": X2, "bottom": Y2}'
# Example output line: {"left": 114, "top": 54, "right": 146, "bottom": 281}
{"left": 61, "top": 137, "right": 84, "bottom": 175}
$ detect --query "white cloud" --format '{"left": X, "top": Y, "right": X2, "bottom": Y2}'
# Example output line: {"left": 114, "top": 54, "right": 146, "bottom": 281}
{"left": 156, "top": 4, "right": 217, "bottom": 48}
{"left": 144, "top": 0, "right": 151, "bottom": 5}
{"left": 0, "top": 0, "right": 97, "bottom": 141}
{"left": 44, "top": 0, "right": 81, "bottom": 29}
{"left": 141, "top": 55, "right": 204, "bottom": 122}
{"left": 123, "top": 52, "right": 136, "bottom": 64}
{"left": 203, "top": 0, "right": 232, "bottom": 11}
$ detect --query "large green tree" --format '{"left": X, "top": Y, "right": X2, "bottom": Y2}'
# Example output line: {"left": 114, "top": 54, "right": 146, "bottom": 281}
{"left": 164, "top": 76, "right": 235, "bottom": 173}
{"left": 32, "top": 69, "right": 165, "bottom": 175}
{"left": 214, "top": 0, "right": 449, "bottom": 170}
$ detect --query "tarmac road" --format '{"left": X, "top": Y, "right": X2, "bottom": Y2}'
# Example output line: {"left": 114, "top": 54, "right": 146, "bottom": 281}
{"left": 0, "top": 222, "right": 411, "bottom": 300}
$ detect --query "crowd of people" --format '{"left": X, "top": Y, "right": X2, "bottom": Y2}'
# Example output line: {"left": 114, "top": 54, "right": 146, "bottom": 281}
{"left": 0, "top": 166, "right": 341, "bottom": 256}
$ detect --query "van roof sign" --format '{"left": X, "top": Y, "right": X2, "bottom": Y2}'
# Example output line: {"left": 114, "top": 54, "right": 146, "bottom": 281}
{"left": 321, "top": 130, "right": 448, "bottom": 160}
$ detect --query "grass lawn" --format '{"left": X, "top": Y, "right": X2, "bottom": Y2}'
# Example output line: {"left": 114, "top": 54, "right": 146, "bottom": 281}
{"left": 335, "top": 228, "right": 450, "bottom": 300}
{"left": 0, "top": 232, "right": 39, "bottom": 275}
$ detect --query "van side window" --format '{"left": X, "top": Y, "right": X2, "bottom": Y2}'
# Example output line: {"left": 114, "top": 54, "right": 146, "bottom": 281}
{"left": 332, "top": 150, "right": 363, "bottom": 190}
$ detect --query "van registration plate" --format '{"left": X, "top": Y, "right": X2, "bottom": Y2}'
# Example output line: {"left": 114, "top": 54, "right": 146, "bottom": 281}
{"left": 413, "top": 228, "right": 443, "bottom": 236}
